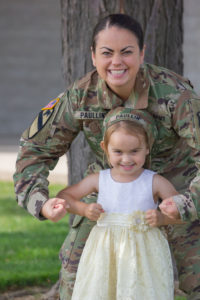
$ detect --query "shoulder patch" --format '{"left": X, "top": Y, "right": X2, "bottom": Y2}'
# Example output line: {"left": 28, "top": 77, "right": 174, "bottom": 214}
{"left": 41, "top": 98, "right": 60, "bottom": 110}
{"left": 28, "top": 109, "right": 54, "bottom": 139}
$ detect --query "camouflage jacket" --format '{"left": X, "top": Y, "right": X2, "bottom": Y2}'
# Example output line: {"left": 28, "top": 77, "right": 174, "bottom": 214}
{"left": 14, "top": 63, "right": 200, "bottom": 222}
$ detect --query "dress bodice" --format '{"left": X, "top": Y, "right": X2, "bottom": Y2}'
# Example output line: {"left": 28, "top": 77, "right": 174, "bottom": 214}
{"left": 97, "top": 169, "right": 157, "bottom": 213}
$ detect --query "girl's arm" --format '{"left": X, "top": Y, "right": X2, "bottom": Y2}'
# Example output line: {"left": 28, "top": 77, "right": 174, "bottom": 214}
{"left": 146, "top": 174, "right": 184, "bottom": 227}
{"left": 56, "top": 173, "right": 104, "bottom": 221}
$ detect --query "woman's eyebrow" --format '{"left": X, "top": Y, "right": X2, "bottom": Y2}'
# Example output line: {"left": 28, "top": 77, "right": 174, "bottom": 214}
{"left": 121, "top": 46, "right": 135, "bottom": 51}
{"left": 100, "top": 47, "right": 113, "bottom": 52}
{"left": 99, "top": 45, "right": 135, "bottom": 52}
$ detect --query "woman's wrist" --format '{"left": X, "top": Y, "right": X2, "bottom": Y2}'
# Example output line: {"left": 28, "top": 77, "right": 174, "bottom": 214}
{"left": 162, "top": 213, "right": 183, "bottom": 226}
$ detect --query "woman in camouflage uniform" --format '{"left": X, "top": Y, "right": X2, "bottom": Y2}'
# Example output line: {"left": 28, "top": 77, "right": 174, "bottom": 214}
{"left": 14, "top": 14, "right": 200, "bottom": 299}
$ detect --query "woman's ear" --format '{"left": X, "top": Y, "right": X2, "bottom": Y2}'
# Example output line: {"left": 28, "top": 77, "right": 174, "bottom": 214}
{"left": 140, "top": 44, "right": 146, "bottom": 65}
{"left": 91, "top": 48, "right": 96, "bottom": 67}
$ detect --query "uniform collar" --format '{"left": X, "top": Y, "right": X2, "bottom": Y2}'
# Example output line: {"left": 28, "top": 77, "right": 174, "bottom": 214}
{"left": 97, "top": 64, "right": 149, "bottom": 110}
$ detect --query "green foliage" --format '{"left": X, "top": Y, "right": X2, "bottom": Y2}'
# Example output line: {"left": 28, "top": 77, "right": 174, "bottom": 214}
{"left": 0, "top": 181, "right": 68, "bottom": 291}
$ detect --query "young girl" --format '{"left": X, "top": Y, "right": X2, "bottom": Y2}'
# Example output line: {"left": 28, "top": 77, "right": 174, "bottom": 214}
{"left": 57, "top": 107, "right": 182, "bottom": 300}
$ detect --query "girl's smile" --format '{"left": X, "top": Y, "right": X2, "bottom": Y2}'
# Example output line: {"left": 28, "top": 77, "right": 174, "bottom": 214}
{"left": 120, "top": 164, "right": 135, "bottom": 171}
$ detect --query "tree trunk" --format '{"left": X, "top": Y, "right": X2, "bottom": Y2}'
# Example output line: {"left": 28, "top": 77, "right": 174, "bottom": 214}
{"left": 44, "top": 0, "right": 183, "bottom": 298}
{"left": 61, "top": 0, "right": 183, "bottom": 186}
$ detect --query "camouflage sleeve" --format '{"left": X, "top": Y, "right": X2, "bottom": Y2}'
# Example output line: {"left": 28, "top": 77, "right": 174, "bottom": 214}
{"left": 172, "top": 90, "right": 200, "bottom": 221}
{"left": 13, "top": 92, "right": 81, "bottom": 220}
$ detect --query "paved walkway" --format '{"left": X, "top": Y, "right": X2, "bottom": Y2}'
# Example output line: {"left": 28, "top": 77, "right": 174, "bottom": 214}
{"left": 0, "top": 146, "right": 68, "bottom": 185}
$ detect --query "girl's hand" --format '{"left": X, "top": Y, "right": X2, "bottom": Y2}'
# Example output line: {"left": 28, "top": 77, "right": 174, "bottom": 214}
{"left": 145, "top": 209, "right": 165, "bottom": 227}
{"left": 84, "top": 203, "right": 104, "bottom": 221}
{"left": 159, "top": 198, "right": 180, "bottom": 219}
{"left": 41, "top": 198, "right": 70, "bottom": 222}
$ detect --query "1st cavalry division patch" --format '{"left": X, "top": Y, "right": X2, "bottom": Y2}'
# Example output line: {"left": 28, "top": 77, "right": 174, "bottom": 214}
{"left": 28, "top": 98, "right": 60, "bottom": 139}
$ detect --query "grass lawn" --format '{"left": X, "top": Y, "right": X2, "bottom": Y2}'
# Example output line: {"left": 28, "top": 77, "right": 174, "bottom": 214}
{"left": 0, "top": 181, "right": 68, "bottom": 291}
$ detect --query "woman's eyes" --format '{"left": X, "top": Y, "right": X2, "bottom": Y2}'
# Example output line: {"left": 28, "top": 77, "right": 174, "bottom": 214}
{"left": 102, "top": 51, "right": 112, "bottom": 56}
{"left": 101, "top": 51, "right": 133, "bottom": 56}
{"left": 122, "top": 50, "right": 133, "bottom": 55}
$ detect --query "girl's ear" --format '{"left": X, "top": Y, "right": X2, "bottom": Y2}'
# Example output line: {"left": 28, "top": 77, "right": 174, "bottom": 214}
{"left": 100, "top": 141, "right": 105, "bottom": 151}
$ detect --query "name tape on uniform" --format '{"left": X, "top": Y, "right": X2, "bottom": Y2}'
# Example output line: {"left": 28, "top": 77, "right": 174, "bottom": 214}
{"left": 74, "top": 111, "right": 106, "bottom": 119}
{"left": 115, "top": 113, "right": 141, "bottom": 121}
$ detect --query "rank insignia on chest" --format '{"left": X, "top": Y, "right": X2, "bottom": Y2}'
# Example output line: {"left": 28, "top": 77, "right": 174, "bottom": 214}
{"left": 28, "top": 109, "right": 54, "bottom": 138}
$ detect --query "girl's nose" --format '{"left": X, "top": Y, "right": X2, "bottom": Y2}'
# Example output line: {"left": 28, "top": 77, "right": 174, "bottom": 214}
{"left": 122, "top": 154, "right": 131, "bottom": 163}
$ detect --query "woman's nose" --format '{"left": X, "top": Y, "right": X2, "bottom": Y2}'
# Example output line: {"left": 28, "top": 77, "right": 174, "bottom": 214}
{"left": 112, "top": 54, "right": 122, "bottom": 65}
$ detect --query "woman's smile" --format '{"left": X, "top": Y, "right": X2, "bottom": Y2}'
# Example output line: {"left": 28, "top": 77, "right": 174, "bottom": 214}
{"left": 108, "top": 69, "right": 127, "bottom": 76}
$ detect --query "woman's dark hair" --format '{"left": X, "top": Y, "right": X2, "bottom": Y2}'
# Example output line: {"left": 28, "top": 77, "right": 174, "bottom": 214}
{"left": 91, "top": 14, "right": 144, "bottom": 52}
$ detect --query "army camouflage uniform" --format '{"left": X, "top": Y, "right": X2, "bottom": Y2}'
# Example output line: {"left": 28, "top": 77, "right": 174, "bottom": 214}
{"left": 14, "top": 63, "right": 200, "bottom": 299}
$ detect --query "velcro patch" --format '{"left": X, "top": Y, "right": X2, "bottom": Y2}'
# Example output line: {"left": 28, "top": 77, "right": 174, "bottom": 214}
{"left": 42, "top": 98, "right": 60, "bottom": 110}
{"left": 28, "top": 109, "right": 54, "bottom": 138}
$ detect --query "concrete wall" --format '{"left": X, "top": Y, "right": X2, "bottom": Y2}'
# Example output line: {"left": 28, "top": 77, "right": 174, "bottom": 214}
{"left": 0, "top": 0, "right": 200, "bottom": 146}
{"left": 183, "top": 0, "right": 200, "bottom": 94}
{"left": 0, "top": 0, "right": 64, "bottom": 145}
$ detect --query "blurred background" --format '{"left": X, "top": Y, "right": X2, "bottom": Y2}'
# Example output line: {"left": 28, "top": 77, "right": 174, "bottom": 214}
{"left": 0, "top": 1, "right": 199, "bottom": 298}
{"left": 0, "top": 0, "right": 200, "bottom": 181}
{"left": 0, "top": 0, "right": 67, "bottom": 183}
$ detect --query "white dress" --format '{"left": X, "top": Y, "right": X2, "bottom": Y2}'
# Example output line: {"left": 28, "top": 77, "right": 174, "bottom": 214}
{"left": 71, "top": 169, "right": 174, "bottom": 300}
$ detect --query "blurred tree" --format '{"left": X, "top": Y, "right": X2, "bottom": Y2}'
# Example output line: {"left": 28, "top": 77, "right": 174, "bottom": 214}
{"left": 61, "top": 0, "right": 183, "bottom": 187}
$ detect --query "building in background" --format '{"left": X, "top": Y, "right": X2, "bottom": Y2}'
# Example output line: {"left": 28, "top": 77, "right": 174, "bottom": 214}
{"left": 0, "top": 0, "right": 64, "bottom": 145}
{"left": 0, "top": 0, "right": 199, "bottom": 146}
{"left": 183, "top": 0, "right": 200, "bottom": 95}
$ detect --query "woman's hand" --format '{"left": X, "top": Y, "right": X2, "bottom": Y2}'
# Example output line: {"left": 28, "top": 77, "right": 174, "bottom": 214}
{"left": 145, "top": 209, "right": 165, "bottom": 227}
{"left": 40, "top": 198, "right": 70, "bottom": 222}
{"left": 159, "top": 197, "right": 180, "bottom": 219}
{"left": 84, "top": 203, "right": 104, "bottom": 221}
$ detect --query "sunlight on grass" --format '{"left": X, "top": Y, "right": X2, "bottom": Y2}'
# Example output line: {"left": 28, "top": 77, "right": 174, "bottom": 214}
{"left": 0, "top": 181, "right": 68, "bottom": 291}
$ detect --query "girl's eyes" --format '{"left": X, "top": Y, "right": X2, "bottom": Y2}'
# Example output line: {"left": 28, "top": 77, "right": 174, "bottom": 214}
{"left": 113, "top": 150, "right": 138, "bottom": 154}
{"left": 113, "top": 150, "right": 122, "bottom": 154}
{"left": 132, "top": 149, "right": 137, "bottom": 153}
